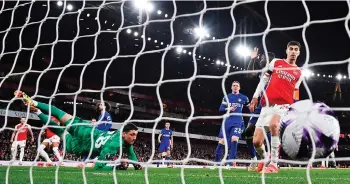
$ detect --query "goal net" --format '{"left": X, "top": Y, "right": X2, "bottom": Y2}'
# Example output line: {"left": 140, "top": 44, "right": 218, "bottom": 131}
{"left": 0, "top": 0, "right": 349, "bottom": 184}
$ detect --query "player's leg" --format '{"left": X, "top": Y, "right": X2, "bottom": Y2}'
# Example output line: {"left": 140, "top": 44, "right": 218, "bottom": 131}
{"left": 253, "top": 106, "right": 273, "bottom": 172}
{"left": 261, "top": 105, "right": 289, "bottom": 173}
{"left": 228, "top": 135, "right": 239, "bottom": 167}
{"left": 269, "top": 114, "right": 281, "bottom": 166}
{"left": 10, "top": 141, "right": 18, "bottom": 162}
{"left": 252, "top": 126, "right": 267, "bottom": 169}
{"left": 35, "top": 110, "right": 65, "bottom": 137}
{"left": 51, "top": 137, "right": 63, "bottom": 162}
{"left": 29, "top": 101, "right": 93, "bottom": 140}
{"left": 330, "top": 151, "right": 336, "bottom": 168}
{"left": 210, "top": 138, "right": 225, "bottom": 169}
{"left": 269, "top": 105, "right": 289, "bottom": 167}
{"left": 245, "top": 123, "right": 257, "bottom": 160}
{"left": 228, "top": 124, "right": 243, "bottom": 167}
{"left": 15, "top": 91, "right": 73, "bottom": 124}
{"left": 166, "top": 148, "right": 172, "bottom": 167}
{"left": 18, "top": 141, "right": 26, "bottom": 165}
{"left": 38, "top": 141, "right": 53, "bottom": 163}
{"left": 33, "top": 101, "right": 73, "bottom": 124}
{"left": 246, "top": 105, "right": 261, "bottom": 163}
{"left": 157, "top": 145, "right": 165, "bottom": 167}
{"left": 213, "top": 126, "right": 227, "bottom": 166}
{"left": 253, "top": 107, "right": 271, "bottom": 160}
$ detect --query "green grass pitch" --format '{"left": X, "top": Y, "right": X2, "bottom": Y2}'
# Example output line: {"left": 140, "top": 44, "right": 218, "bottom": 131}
{"left": 0, "top": 166, "right": 349, "bottom": 184}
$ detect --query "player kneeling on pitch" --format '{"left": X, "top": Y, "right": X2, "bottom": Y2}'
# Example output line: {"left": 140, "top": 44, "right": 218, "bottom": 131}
{"left": 15, "top": 90, "right": 142, "bottom": 171}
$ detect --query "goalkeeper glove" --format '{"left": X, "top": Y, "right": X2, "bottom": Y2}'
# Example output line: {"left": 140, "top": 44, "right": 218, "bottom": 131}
{"left": 115, "top": 162, "right": 128, "bottom": 170}
{"left": 133, "top": 164, "right": 142, "bottom": 170}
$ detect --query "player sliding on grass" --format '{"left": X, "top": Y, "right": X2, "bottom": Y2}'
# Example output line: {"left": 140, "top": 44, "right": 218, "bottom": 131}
{"left": 14, "top": 90, "right": 142, "bottom": 171}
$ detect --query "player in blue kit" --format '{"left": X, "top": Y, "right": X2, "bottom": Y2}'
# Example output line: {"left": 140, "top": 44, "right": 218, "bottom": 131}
{"left": 96, "top": 102, "right": 112, "bottom": 131}
{"left": 212, "top": 81, "right": 249, "bottom": 169}
{"left": 157, "top": 122, "right": 173, "bottom": 167}
{"left": 79, "top": 102, "right": 113, "bottom": 167}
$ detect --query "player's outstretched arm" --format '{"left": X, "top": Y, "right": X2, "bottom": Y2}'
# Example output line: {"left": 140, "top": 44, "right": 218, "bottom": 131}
{"left": 94, "top": 147, "right": 115, "bottom": 170}
{"left": 125, "top": 144, "right": 142, "bottom": 170}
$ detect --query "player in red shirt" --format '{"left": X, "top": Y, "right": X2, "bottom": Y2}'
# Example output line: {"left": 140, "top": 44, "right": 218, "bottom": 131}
{"left": 10, "top": 117, "right": 34, "bottom": 165}
{"left": 249, "top": 41, "right": 303, "bottom": 173}
{"left": 38, "top": 116, "right": 63, "bottom": 165}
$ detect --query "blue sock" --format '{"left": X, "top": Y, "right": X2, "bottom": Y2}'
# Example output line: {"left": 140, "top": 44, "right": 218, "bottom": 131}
{"left": 228, "top": 141, "right": 238, "bottom": 166}
{"left": 246, "top": 138, "right": 256, "bottom": 159}
{"left": 166, "top": 156, "right": 170, "bottom": 166}
{"left": 214, "top": 144, "right": 224, "bottom": 163}
{"left": 157, "top": 156, "right": 161, "bottom": 167}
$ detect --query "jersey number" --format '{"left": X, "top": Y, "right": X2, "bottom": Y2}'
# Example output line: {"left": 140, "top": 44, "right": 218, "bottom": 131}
{"left": 95, "top": 136, "right": 111, "bottom": 149}
{"left": 234, "top": 128, "right": 243, "bottom": 134}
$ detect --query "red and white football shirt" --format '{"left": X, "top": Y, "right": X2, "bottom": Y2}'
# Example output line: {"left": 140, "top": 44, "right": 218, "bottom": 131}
{"left": 260, "top": 59, "right": 302, "bottom": 106}
{"left": 46, "top": 116, "right": 60, "bottom": 138}
{"left": 15, "top": 123, "right": 31, "bottom": 141}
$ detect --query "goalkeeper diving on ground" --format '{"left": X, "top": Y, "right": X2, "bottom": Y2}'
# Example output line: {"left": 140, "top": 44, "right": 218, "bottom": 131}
{"left": 14, "top": 90, "right": 142, "bottom": 171}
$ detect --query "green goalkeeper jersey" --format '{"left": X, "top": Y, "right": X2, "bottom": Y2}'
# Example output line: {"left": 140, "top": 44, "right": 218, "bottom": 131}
{"left": 33, "top": 102, "right": 139, "bottom": 170}
{"left": 90, "top": 130, "right": 138, "bottom": 170}
{"left": 63, "top": 118, "right": 138, "bottom": 170}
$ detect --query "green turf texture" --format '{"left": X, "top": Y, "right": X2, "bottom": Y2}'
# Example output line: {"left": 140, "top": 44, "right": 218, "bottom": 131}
{"left": 1, "top": 166, "right": 349, "bottom": 184}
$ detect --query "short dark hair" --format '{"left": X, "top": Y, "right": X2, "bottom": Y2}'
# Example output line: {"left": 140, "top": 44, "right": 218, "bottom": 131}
{"left": 232, "top": 81, "right": 240, "bottom": 85}
{"left": 96, "top": 101, "right": 111, "bottom": 112}
{"left": 122, "top": 123, "right": 138, "bottom": 133}
{"left": 287, "top": 41, "right": 301, "bottom": 49}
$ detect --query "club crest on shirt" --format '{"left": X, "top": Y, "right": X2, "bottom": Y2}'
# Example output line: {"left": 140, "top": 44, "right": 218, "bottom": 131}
{"left": 238, "top": 98, "right": 241, "bottom": 102}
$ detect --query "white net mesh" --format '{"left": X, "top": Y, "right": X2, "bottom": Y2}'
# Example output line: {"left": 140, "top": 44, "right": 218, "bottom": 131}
{"left": 0, "top": 0, "right": 350, "bottom": 184}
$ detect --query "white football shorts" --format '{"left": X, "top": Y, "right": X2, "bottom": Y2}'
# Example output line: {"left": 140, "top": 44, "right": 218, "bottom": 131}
{"left": 11, "top": 140, "right": 26, "bottom": 148}
{"left": 255, "top": 104, "right": 290, "bottom": 131}
{"left": 43, "top": 135, "right": 61, "bottom": 145}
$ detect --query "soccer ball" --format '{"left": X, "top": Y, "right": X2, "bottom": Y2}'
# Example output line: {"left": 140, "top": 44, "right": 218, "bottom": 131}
{"left": 279, "top": 100, "right": 340, "bottom": 160}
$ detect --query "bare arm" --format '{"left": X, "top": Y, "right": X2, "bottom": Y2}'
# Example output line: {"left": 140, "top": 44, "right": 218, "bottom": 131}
{"left": 171, "top": 135, "right": 174, "bottom": 148}
{"left": 10, "top": 131, "right": 16, "bottom": 143}
{"left": 28, "top": 125, "right": 34, "bottom": 142}
{"left": 247, "top": 47, "right": 260, "bottom": 78}
{"left": 293, "top": 75, "right": 303, "bottom": 100}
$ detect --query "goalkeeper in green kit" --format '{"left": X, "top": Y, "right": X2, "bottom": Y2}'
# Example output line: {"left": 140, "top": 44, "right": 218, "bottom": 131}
{"left": 14, "top": 90, "right": 142, "bottom": 171}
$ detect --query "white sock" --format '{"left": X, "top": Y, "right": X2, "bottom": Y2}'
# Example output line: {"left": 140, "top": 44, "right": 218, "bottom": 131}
{"left": 271, "top": 136, "right": 280, "bottom": 164}
{"left": 33, "top": 100, "right": 38, "bottom": 107}
{"left": 19, "top": 147, "right": 25, "bottom": 162}
{"left": 251, "top": 156, "right": 257, "bottom": 161}
{"left": 34, "top": 109, "right": 42, "bottom": 115}
{"left": 11, "top": 148, "right": 17, "bottom": 161}
{"left": 53, "top": 147, "right": 62, "bottom": 162}
{"left": 39, "top": 144, "right": 52, "bottom": 162}
{"left": 256, "top": 144, "right": 266, "bottom": 159}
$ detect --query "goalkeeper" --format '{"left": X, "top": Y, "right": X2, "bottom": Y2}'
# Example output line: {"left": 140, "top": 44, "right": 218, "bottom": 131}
{"left": 15, "top": 91, "right": 142, "bottom": 171}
